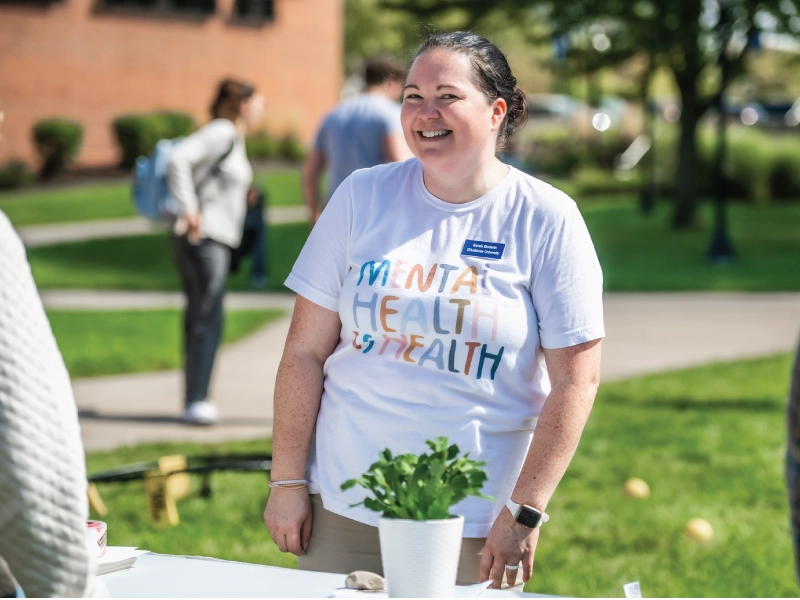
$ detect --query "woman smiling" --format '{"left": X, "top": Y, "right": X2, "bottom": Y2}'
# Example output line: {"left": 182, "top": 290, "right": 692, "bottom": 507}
{"left": 264, "top": 32, "right": 604, "bottom": 589}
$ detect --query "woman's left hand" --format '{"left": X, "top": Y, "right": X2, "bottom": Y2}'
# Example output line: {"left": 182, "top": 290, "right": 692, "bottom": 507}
{"left": 480, "top": 507, "right": 540, "bottom": 589}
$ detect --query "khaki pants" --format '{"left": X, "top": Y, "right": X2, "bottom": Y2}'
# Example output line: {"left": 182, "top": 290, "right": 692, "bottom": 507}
{"left": 297, "top": 494, "right": 487, "bottom": 584}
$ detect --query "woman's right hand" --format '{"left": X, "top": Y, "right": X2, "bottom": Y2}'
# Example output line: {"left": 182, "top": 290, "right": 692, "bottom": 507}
{"left": 186, "top": 212, "right": 201, "bottom": 243}
{"left": 263, "top": 488, "right": 313, "bottom": 556}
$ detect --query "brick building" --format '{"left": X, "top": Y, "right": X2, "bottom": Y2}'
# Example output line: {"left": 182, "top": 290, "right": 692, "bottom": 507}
{"left": 0, "top": 0, "right": 343, "bottom": 166}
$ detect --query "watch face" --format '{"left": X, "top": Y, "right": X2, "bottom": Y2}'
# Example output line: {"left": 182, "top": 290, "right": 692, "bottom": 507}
{"left": 516, "top": 505, "right": 543, "bottom": 528}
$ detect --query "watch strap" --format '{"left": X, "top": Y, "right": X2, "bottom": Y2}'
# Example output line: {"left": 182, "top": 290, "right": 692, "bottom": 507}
{"left": 506, "top": 498, "right": 549, "bottom": 526}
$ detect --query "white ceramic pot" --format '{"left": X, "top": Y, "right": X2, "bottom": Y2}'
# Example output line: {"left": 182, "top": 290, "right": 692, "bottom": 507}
{"left": 378, "top": 514, "right": 465, "bottom": 598}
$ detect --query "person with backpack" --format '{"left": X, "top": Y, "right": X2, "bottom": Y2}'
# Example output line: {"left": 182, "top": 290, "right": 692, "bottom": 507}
{"left": 167, "top": 79, "right": 263, "bottom": 425}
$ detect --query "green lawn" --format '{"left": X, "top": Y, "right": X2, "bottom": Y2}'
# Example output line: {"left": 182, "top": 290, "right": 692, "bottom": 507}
{"left": 583, "top": 199, "right": 800, "bottom": 291}
{"left": 0, "top": 182, "right": 136, "bottom": 225}
{"left": 253, "top": 168, "right": 303, "bottom": 207}
{"left": 86, "top": 354, "right": 798, "bottom": 596}
{"left": 535, "top": 353, "right": 797, "bottom": 597}
{"left": 27, "top": 222, "right": 309, "bottom": 292}
{"left": 0, "top": 168, "right": 302, "bottom": 227}
{"left": 26, "top": 200, "right": 800, "bottom": 292}
{"left": 86, "top": 437, "right": 291, "bottom": 568}
{"left": 49, "top": 309, "right": 283, "bottom": 378}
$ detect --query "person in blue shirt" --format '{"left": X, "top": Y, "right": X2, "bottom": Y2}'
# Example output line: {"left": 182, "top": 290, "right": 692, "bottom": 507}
{"left": 303, "top": 56, "right": 412, "bottom": 225}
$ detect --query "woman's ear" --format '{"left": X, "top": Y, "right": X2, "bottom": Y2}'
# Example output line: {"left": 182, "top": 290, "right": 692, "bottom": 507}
{"left": 491, "top": 97, "right": 507, "bottom": 130}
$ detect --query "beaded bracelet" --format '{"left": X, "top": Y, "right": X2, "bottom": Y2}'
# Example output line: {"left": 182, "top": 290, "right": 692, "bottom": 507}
{"left": 269, "top": 479, "right": 308, "bottom": 490}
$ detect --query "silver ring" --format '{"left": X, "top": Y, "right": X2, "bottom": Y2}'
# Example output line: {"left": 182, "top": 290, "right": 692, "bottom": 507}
{"left": 505, "top": 564, "right": 519, "bottom": 571}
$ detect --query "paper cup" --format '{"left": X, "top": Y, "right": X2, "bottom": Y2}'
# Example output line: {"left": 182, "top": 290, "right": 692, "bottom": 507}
{"left": 86, "top": 520, "right": 108, "bottom": 557}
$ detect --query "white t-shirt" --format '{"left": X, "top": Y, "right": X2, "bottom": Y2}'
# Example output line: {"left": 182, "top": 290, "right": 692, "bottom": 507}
{"left": 285, "top": 159, "right": 604, "bottom": 537}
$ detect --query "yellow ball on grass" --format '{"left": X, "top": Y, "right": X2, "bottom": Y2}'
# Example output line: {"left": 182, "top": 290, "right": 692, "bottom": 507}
{"left": 684, "top": 518, "right": 714, "bottom": 543}
{"left": 623, "top": 477, "right": 651, "bottom": 498}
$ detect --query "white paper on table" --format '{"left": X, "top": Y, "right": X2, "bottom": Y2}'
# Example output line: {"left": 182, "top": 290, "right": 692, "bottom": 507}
{"left": 328, "top": 579, "right": 493, "bottom": 598}
{"left": 98, "top": 547, "right": 148, "bottom": 564}
{"left": 96, "top": 547, "right": 149, "bottom": 576}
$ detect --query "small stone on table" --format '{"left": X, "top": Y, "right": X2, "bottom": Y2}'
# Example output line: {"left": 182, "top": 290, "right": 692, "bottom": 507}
{"left": 345, "top": 571, "right": 386, "bottom": 591}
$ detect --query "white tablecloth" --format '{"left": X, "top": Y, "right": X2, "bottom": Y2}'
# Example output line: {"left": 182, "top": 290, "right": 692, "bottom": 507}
{"left": 100, "top": 553, "right": 554, "bottom": 598}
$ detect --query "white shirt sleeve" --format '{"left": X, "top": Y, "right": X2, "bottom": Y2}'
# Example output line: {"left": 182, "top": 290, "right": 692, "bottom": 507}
{"left": 167, "top": 119, "right": 237, "bottom": 216}
{"left": 284, "top": 175, "right": 354, "bottom": 311}
{"left": 529, "top": 201, "right": 605, "bottom": 349}
{"left": 0, "top": 211, "right": 93, "bottom": 598}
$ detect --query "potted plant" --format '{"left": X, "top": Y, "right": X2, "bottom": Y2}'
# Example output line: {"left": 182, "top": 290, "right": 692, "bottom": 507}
{"left": 341, "top": 437, "right": 492, "bottom": 597}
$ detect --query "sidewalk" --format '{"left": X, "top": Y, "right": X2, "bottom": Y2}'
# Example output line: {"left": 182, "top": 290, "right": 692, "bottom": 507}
{"left": 17, "top": 205, "right": 306, "bottom": 247}
{"left": 68, "top": 291, "right": 800, "bottom": 452}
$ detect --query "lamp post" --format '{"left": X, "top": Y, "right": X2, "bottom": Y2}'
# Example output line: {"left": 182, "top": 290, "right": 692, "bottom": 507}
{"left": 706, "top": 0, "right": 735, "bottom": 263}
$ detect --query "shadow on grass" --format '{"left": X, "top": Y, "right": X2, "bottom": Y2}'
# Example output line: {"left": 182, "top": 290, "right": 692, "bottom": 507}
{"left": 78, "top": 410, "right": 272, "bottom": 426}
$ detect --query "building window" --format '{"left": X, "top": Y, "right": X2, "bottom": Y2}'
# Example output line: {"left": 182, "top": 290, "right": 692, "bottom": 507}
{"left": 103, "top": 0, "right": 215, "bottom": 16}
{"left": 233, "top": 0, "right": 273, "bottom": 22}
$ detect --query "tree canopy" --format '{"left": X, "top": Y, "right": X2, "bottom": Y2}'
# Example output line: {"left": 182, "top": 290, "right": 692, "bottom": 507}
{"left": 383, "top": 0, "right": 800, "bottom": 226}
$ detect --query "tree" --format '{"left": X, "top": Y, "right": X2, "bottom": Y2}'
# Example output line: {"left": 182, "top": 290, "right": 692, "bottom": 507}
{"left": 345, "top": 0, "right": 422, "bottom": 70}
{"left": 384, "top": 0, "right": 800, "bottom": 227}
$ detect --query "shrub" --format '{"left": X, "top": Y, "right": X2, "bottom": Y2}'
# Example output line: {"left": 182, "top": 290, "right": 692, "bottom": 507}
{"left": 574, "top": 167, "right": 642, "bottom": 196}
{"left": 113, "top": 111, "right": 195, "bottom": 168}
{"left": 523, "top": 121, "right": 800, "bottom": 203}
{"left": 32, "top": 119, "right": 83, "bottom": 179}
{"left": 0, "top": 159, "right": 34, "bottom": 190}
{"left": 246, "top": 131, "right": 278, "bottom": 160}
{"left": 679, "top": 125, "right": 800, "bottom": 203}
{"left": 727, "top": 130, "right": 773, "bottom": 204}
{"left": 276, "top": 133, "right": 306, "bottom": 162}
{"left": 519, "top": 126, "right": 634, "bottom": 177}
{"left": 585, "top": 130, "right": 636, "bottom": 171}
{"left": 768, "top": 141, "right": 800, "bottom": 200}
{"left": 521, "top": 128, "right": 589, "bottom": 176}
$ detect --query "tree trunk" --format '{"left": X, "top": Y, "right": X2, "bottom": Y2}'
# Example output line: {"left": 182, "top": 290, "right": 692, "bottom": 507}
{"left": 672, "top": 74, "right": 701, "bottom": 228}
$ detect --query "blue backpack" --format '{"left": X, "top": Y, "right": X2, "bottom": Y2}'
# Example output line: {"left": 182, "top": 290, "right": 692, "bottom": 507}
{"left": 132, "top": 138, "right": 233, "bottom": 223}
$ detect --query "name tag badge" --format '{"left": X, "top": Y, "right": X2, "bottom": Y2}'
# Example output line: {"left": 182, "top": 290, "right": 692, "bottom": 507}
{"left": 460, "top": 239, "right": 506, "bottom": 260}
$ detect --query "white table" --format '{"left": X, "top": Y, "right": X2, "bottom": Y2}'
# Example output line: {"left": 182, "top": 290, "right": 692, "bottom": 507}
{"left": 101, "top": 553, "right": 552, "bottom": 597}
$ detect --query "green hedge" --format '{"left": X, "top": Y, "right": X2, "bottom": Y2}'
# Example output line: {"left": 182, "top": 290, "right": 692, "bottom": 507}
{"left": 697, "top": 127, "right": 800, "bottom": 204}
{"left": 112, "top": 111, "right": 195, "bottom": 168}
{"left": 0, "top": 159, "right": 34, "bottom": 190}
{"left": 521, "top": 127, "right": 634, "bottom": 177}
{"left": 246, "top": 131, "right": 279, "bottom": 160}
{"left": 246, "top": 131, "right": 305, "bottom": 162}
{"left": 32, "top": 119, "right": 83, "bottom": 179}
{"left": 276, "top": 133, "right": 306, "bottom": 161}
{"left": 522, "top": 122, "right": 800, "bottom": 202}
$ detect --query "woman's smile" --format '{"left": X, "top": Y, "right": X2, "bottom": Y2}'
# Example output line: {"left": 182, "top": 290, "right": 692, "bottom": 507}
{"left": 418, "top": 129, "right": 453, "bottom": 140}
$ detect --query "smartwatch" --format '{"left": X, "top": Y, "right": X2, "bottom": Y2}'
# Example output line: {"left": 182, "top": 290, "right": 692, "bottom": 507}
{"left": 506, "top": 498, "right": 549, "bottom": 529}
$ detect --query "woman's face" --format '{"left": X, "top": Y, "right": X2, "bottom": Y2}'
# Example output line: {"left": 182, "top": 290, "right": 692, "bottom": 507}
{"left": 240, "top": 93, "right": 265, "bottom": 130}
{"left": 401, "top": 49, "right": 506, "bottom": 177}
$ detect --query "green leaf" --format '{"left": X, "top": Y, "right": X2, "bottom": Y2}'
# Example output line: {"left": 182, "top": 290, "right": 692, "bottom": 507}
{"left": 340, "top": 437, "right": 491, "bottom": 520}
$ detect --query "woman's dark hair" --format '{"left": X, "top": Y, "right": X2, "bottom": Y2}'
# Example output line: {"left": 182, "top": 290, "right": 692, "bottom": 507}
{"left": 211, "top": 78, "right": 256, "bottom": 121}
{"left": 413, "top": 32, "right": 528, "bottom": 152}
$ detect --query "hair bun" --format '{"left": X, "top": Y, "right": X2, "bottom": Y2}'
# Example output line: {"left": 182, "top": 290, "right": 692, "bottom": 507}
{"left": 505, "top": 85, "right": 528, "bottom": 138}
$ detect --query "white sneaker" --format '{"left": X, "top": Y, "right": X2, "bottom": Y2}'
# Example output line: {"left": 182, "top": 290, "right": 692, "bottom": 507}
{"left": 181, "top": 400, "right": 219, "bottom": 425}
